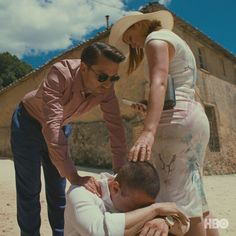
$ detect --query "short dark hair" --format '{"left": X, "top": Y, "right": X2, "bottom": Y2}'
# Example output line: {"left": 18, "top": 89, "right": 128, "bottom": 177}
{"left": 115, "top": 161, "right": 160, "bottom": 199}
{"left": 81, "top": 42, "right": 125, "bottom": 65}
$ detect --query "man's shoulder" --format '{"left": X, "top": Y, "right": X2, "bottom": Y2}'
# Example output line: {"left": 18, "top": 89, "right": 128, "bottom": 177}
{"left": 66, "top": 184, "right": 108, "bottom": 215}
{"left": 67, "top": 185, "right": 95, "bottom": 201}
{"left": 51, "top": 59, "right": 81, "bottom": 79}
{"left": 53, "top": 59, "right": 81, "bottom": 69}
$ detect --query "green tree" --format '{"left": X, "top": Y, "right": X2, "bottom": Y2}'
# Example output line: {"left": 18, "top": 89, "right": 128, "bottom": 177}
{"left": 0, "top": 52, "right": 32, "bottom": 89}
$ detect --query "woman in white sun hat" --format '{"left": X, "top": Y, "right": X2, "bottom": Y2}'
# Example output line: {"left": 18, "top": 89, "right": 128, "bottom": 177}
{"left": 109, "top": 10, "right": 219, "bottom": 236}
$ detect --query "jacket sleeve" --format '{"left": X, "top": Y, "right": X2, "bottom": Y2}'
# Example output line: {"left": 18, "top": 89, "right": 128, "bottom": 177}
{"left": 41, "top": 66, "right": 77, "bottom": 177}
{"left": 100, "top": 87, "right": 127, "bottom": 171}
{"left": 65, "top": 186, "right": 125, "bottom": 236}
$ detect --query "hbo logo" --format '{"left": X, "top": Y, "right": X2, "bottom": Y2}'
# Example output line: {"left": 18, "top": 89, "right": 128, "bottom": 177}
{"left": 204, "top": 218, "right": 229, "bottom": 229}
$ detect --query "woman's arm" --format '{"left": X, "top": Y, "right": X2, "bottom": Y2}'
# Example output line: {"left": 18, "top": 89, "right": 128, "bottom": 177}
{"left": 129, "top": 40, "right": 175, "bottom": 161}
{"left": 144, "top": 40, "right": 171, "bottom": 135}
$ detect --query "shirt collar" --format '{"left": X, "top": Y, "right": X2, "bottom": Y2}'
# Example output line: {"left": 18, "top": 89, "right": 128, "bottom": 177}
{"left": 73, "top": 63, "right": 92, "bottom": 99}
{"left": 99, "top": 172, "right": 118, "bottom": 213}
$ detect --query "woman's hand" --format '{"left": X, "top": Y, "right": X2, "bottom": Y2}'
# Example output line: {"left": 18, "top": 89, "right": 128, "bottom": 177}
{"left": 139, "top": 218, "right": 169, "bottom": 236}
{"left": 131, "top": 100, "right": 147, "bottom": 118}
{"left": 67, "top": 172, "right": 102, "bottom": 197}
{"left": 129, "top": 130, "right": 154, "bottom": 162}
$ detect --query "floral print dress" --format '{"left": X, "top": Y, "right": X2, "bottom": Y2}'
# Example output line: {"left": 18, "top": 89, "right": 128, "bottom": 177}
{"left": 144, "top": 29, "right": 210, "bottom": 217}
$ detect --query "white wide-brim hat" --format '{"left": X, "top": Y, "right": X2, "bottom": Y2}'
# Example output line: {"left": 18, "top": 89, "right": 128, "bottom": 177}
{"left": 109, "top": 10, "right": 174, "bottom": 55}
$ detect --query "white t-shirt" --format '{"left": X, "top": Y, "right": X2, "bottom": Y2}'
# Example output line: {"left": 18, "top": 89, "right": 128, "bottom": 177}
{"left": 64, "top": 173, "right": 125, "bottom": 236}
{"left": 144, "top": 29, "right": 198, "bottom": 100}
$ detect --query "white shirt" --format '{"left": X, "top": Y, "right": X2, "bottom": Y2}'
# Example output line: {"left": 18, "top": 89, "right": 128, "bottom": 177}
{"left": 64, "top": 173, "right": 125, "bottom": 236}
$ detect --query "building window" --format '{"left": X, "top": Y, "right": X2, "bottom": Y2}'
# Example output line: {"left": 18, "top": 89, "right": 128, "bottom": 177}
{"left": 197, "top": 47, "right": 207, "bottom": 70}
{"left": 204, "top": 105, "right": 220, "bottom": 152}
{"left": 219, "top": 58, "right": 226, "bottom": 76}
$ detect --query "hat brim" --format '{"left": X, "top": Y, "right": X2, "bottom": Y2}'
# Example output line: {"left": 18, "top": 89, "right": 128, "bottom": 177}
{"left": 109, "top": 10, "right": 174, "bottom": 56}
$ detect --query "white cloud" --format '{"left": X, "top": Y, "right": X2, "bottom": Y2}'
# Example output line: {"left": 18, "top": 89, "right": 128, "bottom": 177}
{"left": 0, "top": 0, "right": 126, "bottom": 57}
{"left": 158, "top": 0, "right": 172, "bottom": 6}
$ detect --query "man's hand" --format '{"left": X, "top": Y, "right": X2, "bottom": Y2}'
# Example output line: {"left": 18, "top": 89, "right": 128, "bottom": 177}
{"left": 139, "top": 218, "right": 169, "bottom": 236}
{"left": 153, "top": 202, "right": 189, "bottom": 226}
{"left": 66, "top": 172, "right": 102, "bottom": 197}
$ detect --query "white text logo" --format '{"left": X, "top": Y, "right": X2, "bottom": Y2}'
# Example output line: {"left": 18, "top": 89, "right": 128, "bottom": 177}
{"left": 204, "top": 218, "right": 229, "bottom": 229}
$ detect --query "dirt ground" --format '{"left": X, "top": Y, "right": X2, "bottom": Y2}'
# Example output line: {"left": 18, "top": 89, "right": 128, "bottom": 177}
{"left": 0, "top": 159, "right": 235, "bottom": 236}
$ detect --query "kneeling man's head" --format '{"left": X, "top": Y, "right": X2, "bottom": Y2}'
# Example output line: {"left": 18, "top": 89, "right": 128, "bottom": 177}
{"left": 109, "top": 161, "right": 160, "bottom": 212}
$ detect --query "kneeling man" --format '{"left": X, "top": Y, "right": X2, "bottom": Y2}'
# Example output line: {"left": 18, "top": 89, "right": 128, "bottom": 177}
{"left": 65, "top": 161, "right": 189, "bottom": 236}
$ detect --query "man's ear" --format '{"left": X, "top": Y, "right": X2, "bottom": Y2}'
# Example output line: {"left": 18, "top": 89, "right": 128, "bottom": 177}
{"left": 110, "top": 180, "right": 120, "bottom": 194}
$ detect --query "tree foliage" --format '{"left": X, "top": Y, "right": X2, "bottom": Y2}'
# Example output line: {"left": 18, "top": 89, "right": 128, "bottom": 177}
{"left": 0, "top": 52, "right": 33, "bottom": 89}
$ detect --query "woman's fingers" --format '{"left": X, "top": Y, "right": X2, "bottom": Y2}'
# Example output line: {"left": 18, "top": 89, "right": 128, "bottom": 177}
{"left": 131, "top": 103, "right": 147, "bottom": 113}
{"left": 129, "top": 131, "right": 154, "bottom": 161}
{"left": 133, "top": 145, "right": 141, "bottom": 161}
{"left": 129, "top": 145, "right": 150, "bottom": 162}
{"left": 129, "top": 144, "right": 146, "bottom": 161}
{"left": 137, "top": 104, "right": 145, "bottom": 112}
{"left": 139, "top": 145, "right": 147, "bottom": 161}
{"left": 128, "top": 145, "right": 136, "bottom": 161}
{"left": 146, "top": 148, "right": 152, "bottom": 160}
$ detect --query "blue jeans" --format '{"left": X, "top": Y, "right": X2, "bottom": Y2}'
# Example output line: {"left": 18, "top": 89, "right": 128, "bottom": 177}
{"left": 11, "top": 103, "right": 70, "bottom": 236}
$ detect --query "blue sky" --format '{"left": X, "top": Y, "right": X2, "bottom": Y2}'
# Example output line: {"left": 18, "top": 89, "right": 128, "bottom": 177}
{"left": 0, "top": 0, "right": 235, "bottom": 68}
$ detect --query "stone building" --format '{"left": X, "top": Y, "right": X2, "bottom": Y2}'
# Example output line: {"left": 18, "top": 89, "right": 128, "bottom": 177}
{"left": 0, "top": 3, "right": 235, "bottom": 174}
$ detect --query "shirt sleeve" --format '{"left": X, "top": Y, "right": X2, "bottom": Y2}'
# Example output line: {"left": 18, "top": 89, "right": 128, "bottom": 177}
{"left": 65, "top": 186, "right": 125, "bottom": 236}
{"left": 41, "top": 66, "right": 77, "bottom": 177}
{"left": 100, "top": 87, "right": 127, "bottom": 171}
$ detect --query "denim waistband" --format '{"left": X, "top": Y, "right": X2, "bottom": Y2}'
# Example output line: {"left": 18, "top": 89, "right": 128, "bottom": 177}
{"left": 19, "top": 102, "right": 42, "bottom": 128}
{"left": 18, "top": 102, "right": 72, "bottom": 137}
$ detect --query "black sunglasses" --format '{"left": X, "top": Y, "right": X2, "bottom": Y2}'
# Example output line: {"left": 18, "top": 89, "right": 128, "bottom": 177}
{"left": 88, "top": 66, "right": 120, "bottom": 83}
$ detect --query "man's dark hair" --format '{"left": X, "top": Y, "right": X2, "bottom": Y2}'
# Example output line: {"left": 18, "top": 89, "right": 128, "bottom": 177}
{"left": 81, "top": 42, "right": 125, "bottom": 65}
{"left": 115, "top": 161, "right": 160, "bottom": 199}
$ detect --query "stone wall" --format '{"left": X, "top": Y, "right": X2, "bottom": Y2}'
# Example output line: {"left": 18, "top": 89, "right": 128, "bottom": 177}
{"left": 69, "top": 119, "right": 134, "bottom": 168}
{"left": 0, "top": 4, "right": 235, "bottom": 175}
{"left": 196, "top": 71, "right": 236, "bottom": 175}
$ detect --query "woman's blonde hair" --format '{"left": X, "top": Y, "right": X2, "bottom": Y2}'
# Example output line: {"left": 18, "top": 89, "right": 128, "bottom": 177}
{"left": 127, "top": 19, "right": 162, "bottom": 74}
